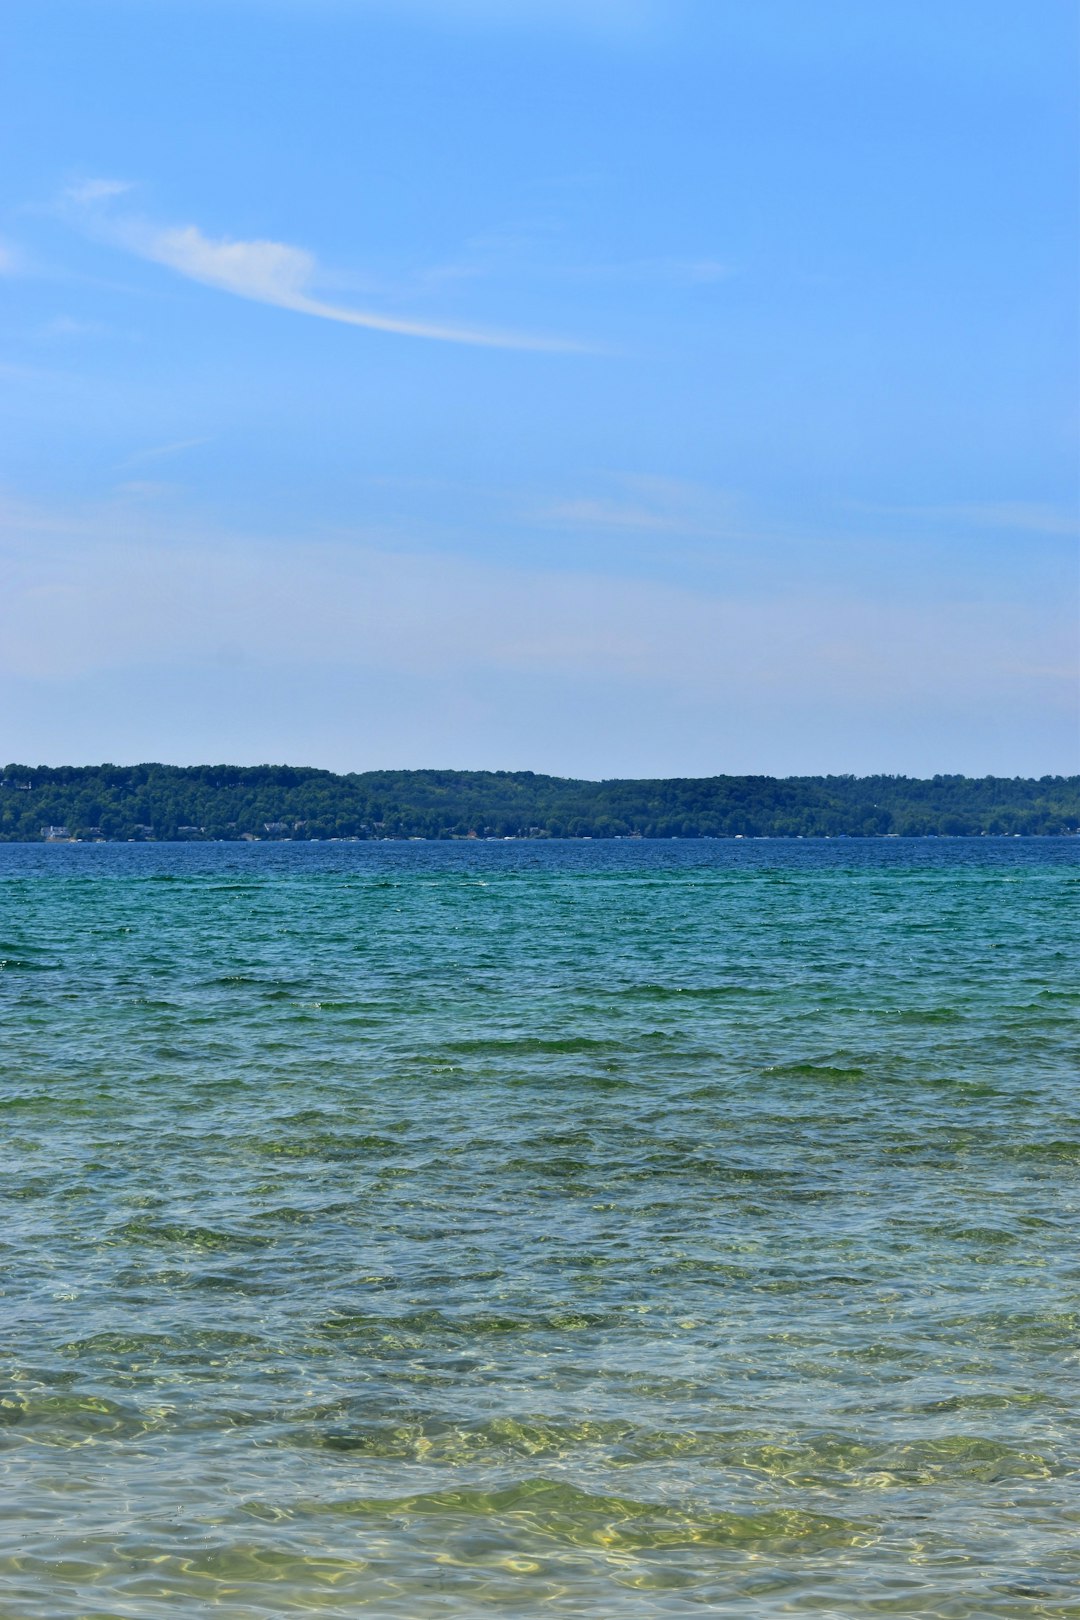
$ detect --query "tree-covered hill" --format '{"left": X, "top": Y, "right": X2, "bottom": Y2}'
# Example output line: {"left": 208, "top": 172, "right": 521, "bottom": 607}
{"left": 1, "top": 764, "right": 1077, "bottom": 840}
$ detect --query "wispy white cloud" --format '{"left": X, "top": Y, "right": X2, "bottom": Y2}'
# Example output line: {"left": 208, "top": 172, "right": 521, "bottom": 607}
{"left": 0, "top": 240, "right": 25, "bottom": 275}
{"left": 928, "top": 501, "right": 1080, "bottom": 537}
{"left": 855, "top": 499, "right": 1080, "bottom": 537}
{"left": 66, "top": 182, "right": 582, "bottom": 351}
{"left": 543, "top": 497, "right": 687, "bottom": 533}
{"left": 119, "top": 436, "right": 211, "bottom": 469}
{"left": 410, "top": 229, "right": 735, "bottom": 294}
{"left": 569, "top": 256, "right": 735, "bottom": 285}
{"left": 539, "top": 474, "right": 745, "bottom": 538}
{"left": 327, "top": 0, "right": 661, "bottom": 37}
{"left": 110, "top": 480, "right": 179, "bottom": 502}
{"left": 662, "top": 259, "right": 733, "bottom": 285}
{"left": 64, "top": 178, "right": 134, "bottom": 206}
{"left": 39, "top": 314, "right": 108, "bottom": 339}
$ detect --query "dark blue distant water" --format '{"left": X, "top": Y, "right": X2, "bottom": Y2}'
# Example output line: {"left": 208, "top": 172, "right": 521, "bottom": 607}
{"left": 2, "top": 839, "right": 1077, "bottom": 1617}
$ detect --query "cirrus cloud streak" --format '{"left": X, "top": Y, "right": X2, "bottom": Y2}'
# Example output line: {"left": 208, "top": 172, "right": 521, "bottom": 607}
{"left": 67, "top": 182, "right": 581, "bottom": 351}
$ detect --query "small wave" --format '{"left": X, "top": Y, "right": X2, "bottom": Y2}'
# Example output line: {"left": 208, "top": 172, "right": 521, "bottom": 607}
{"left": 886, "top": 1006, "right": 964, "bottom": 1024}
{"left": 253, "top": 1131, "right": 402, "bottom": 1160}
{"left": 317, "top": 1305, "right": 620, "bottom": 1344}
{"left": 446, "top": 1036, "right": 623, "bottom": 1055}
{"left": 0, "top": 1391, "right": 155, "bottom": 1442}
{"left": 766, "top": 1062, "right": 867, "bottom": 1081}
{"left": 1006, "top": 1139, "right": 1080, "bottom": 1162}
{"left": 62, "top": 1328, "right": 267, "bottom": 1359}
{"left": 271, "top": 1478, "right": 869, "bottom": 1552}
{"left": 623, "top": 982, "right": 772, "bottom": 999}
{"left": 113, "top": 1219, "right": 272, "bottom": 1250}
{"left": 918, "top": 1390, "right": 1050, "bottom": 1413}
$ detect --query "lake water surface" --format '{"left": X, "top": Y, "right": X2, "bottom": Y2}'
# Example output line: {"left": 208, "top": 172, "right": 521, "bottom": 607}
{"left": 1, "top": 839, "right": 1077, "bottom": 1616}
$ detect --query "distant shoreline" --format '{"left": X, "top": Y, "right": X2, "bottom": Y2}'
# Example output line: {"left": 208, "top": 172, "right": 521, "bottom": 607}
{"left": 16, "top": 832, "right": 1079, "bottom": 845}
{"left": 4, "top": 763, "right": 1078, "bottom": 843}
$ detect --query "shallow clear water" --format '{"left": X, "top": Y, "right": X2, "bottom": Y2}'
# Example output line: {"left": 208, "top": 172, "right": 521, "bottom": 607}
{"left": 1, "top": 838, "right": 1077, "bottom": 1618}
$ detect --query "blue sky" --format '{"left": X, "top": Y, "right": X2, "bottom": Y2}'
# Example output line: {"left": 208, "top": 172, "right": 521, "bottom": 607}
{"left": 2, "top": 0, "right": 1076, "bottom": 776}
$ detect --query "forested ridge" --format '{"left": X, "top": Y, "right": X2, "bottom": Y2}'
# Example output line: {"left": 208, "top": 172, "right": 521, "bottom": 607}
{"left": 2, "top": 764, "right": 1077, "bottom": 840}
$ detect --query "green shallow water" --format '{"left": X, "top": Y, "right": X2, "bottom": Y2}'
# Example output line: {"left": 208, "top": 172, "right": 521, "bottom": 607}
{"left": 1, "top": 838, "right": 1077, "bottom": 1617}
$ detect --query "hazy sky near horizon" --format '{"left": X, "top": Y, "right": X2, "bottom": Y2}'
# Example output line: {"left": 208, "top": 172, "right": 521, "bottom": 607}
{"left": 2, "top": 0, "right": 1077, "bottom": 777}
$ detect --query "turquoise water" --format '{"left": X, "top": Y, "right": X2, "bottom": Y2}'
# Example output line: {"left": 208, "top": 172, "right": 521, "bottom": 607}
{"left": 1, "top": 839, "right": 1077, "bottom": 1618}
